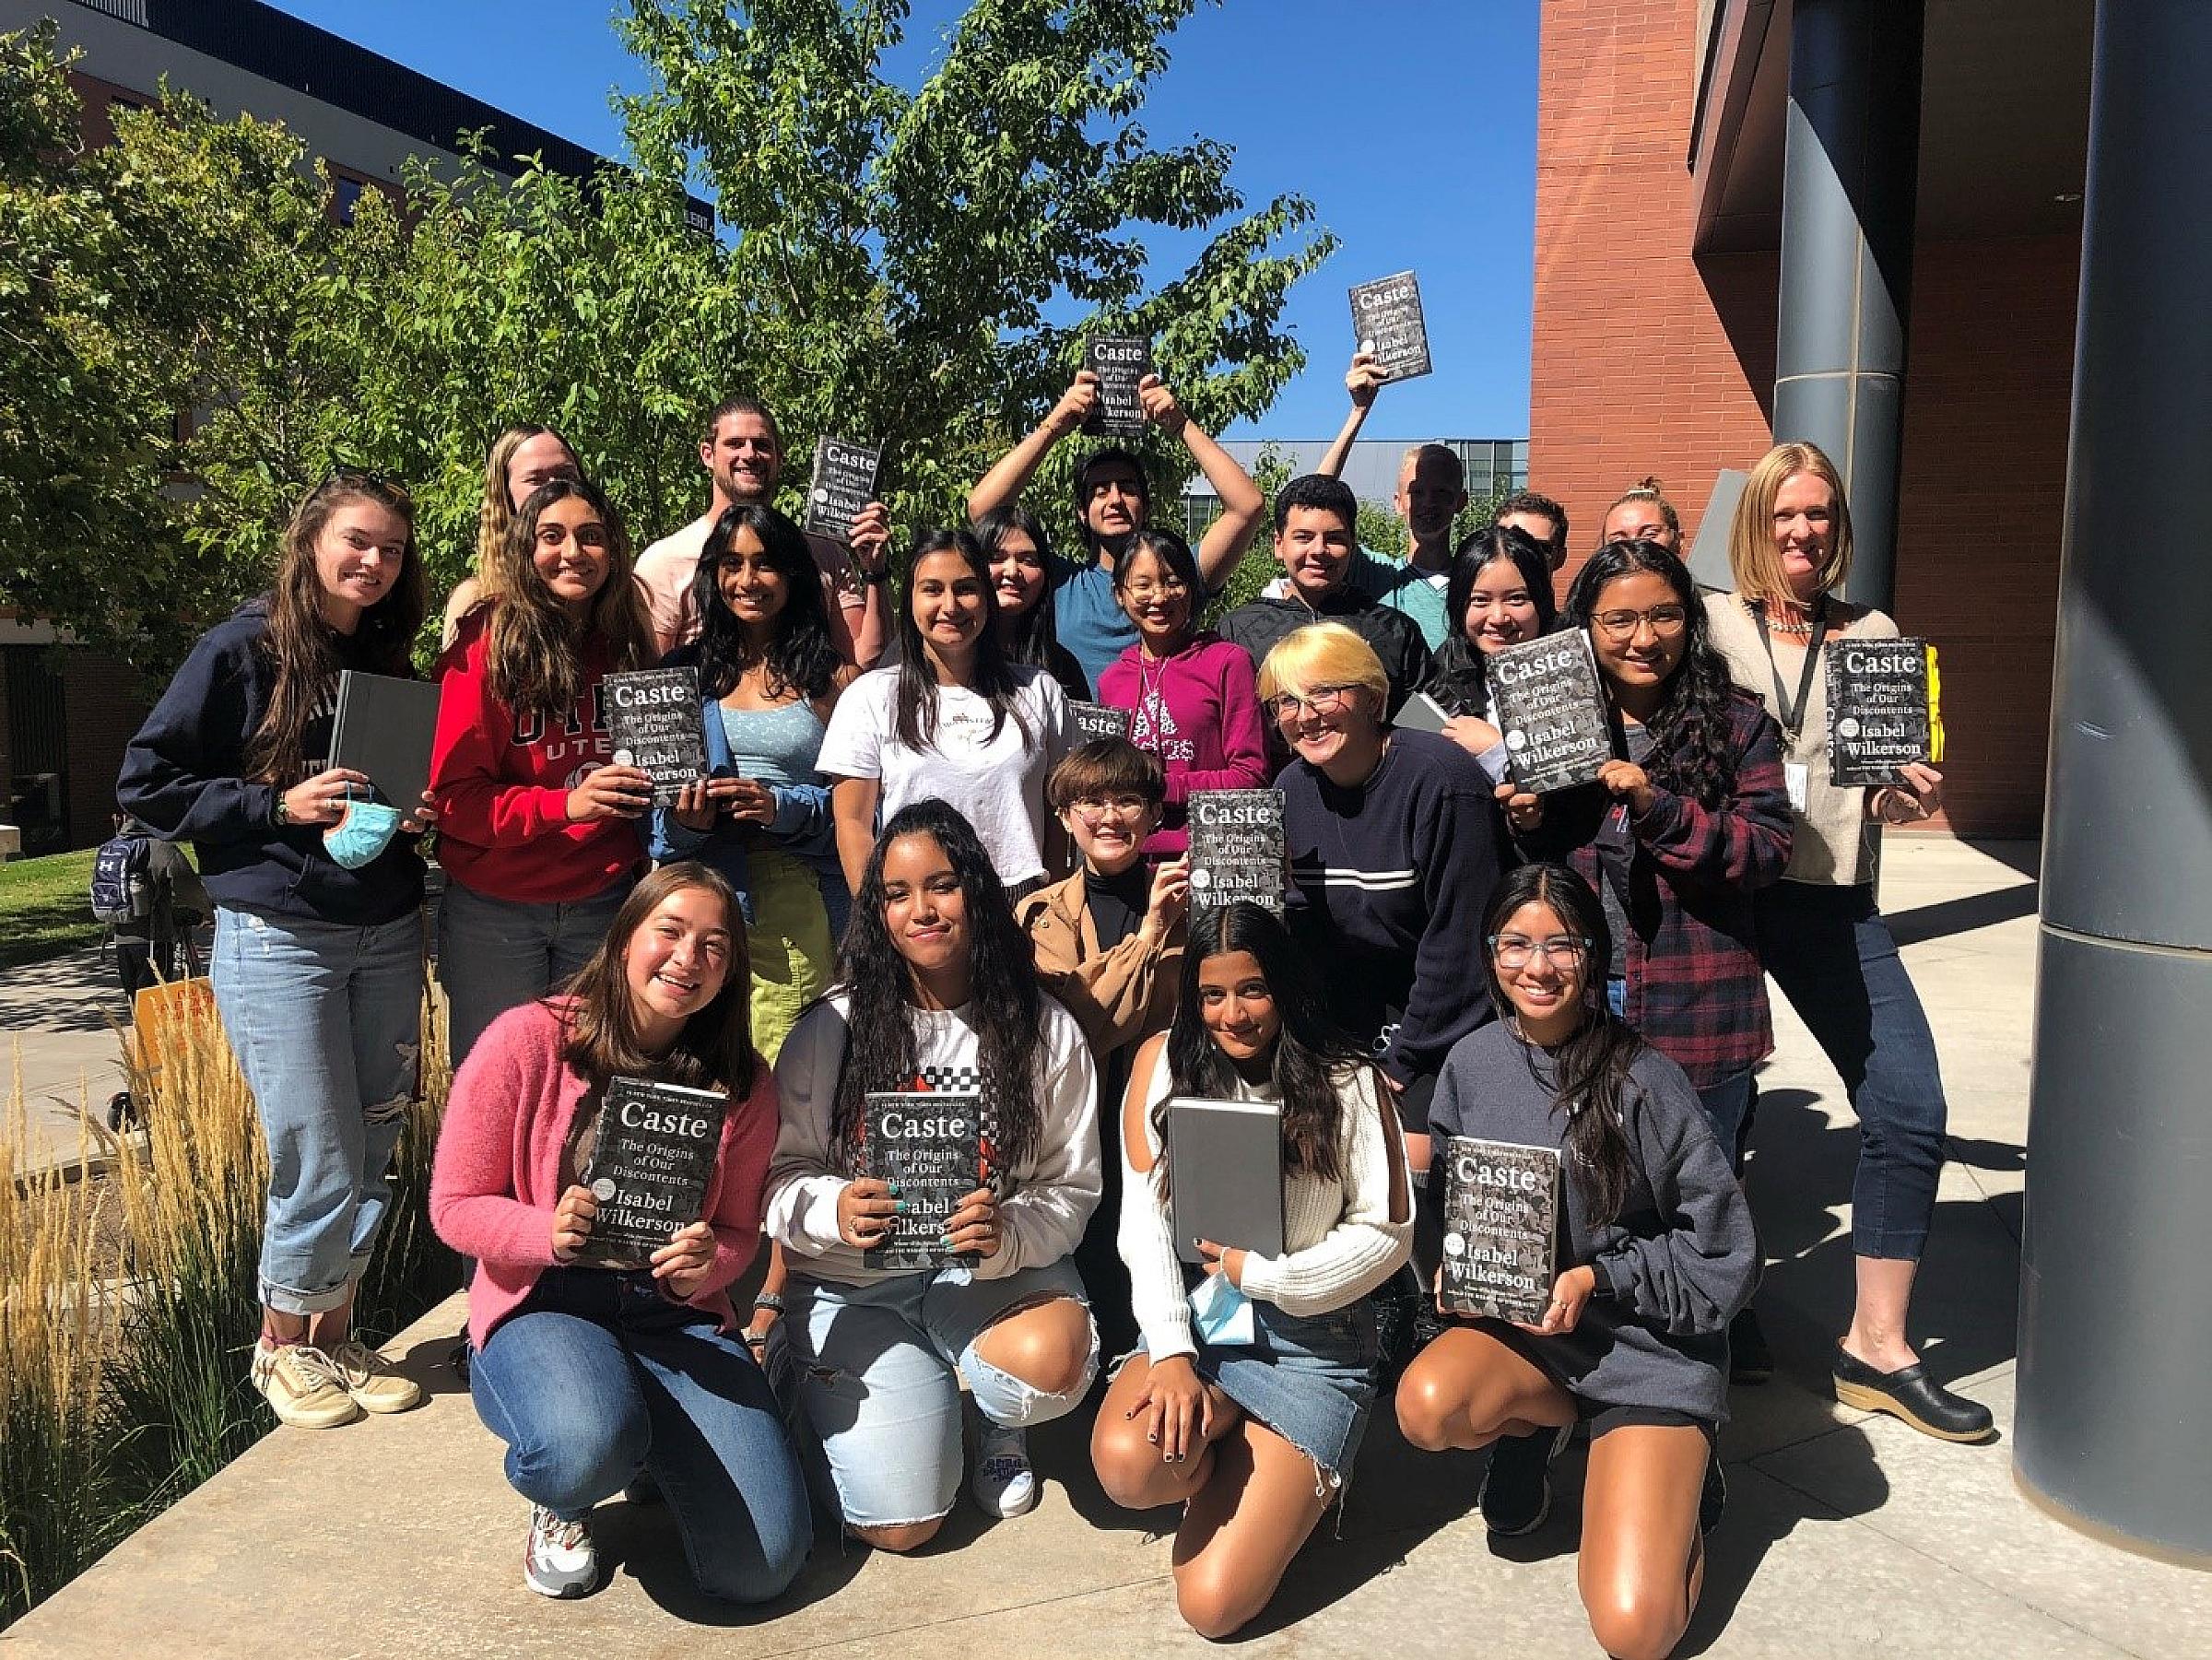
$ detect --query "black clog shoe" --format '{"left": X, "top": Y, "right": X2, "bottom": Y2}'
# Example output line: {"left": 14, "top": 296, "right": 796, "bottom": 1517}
{"left": 1830, "top": 1343, "right": 1997, "bottom": 1443}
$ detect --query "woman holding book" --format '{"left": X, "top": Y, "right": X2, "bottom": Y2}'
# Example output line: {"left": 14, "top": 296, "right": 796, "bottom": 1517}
{"left": 1702, "top": 441, "right": 1990, "bottom": 1442}
{"left": 649, "top": 502, "right": 859, "bottom": 1062}
{"left": 976, "top": 503, "right": 1091, "bottom": 701}
{"left": 430, "top": 477, "right": 655, "bottom": 1065}
{"left": 430, "top": 862, "right": 810, "bottom": 1604}
{"left": 767, "top": 800, "right": 1100, "bottom": 1543}
{"left": 441, "top": 424, "right": 584, "bottom": 644}
{"left": 1503, "top": 540, "right": 1792, "bottom": 1163}
{"left": 1417, "top": 522, "right": 1561, "bottom": 783}
{"left": 1091, "top": 901, "right": 1411, "bottom": 1640}
{"left": 1094, "top": 525, "right": 1269, "bottom": 856}
{"left": 1260, "top": 622, "right": 1506, "bottom": 1165}
{"left": 1397, "top": 864, "right": 1756, "bottom": 1660}
{"left": 818, "top": 529, "right": 1070, "bottom": 899}
{"left": 118, "top": 470, "right": 436, "bottom": 1429}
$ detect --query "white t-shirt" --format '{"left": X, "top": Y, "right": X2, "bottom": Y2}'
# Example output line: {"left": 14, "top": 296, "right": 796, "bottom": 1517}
{"left": 816, "top": 664, "right": 1068, "bottom": 885}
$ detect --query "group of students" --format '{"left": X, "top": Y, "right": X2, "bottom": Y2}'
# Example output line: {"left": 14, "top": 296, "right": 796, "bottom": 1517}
{"left": 113, "top": 355, "right": 1987, "bottom": 1655}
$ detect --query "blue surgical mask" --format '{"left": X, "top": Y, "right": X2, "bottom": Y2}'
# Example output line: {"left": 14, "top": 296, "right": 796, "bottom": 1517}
{"left": 324, "top": 797, "right": 402, "bottom": 869}
{"left": 1190, "top": 1270, "right": 1256, "bottom": 1348}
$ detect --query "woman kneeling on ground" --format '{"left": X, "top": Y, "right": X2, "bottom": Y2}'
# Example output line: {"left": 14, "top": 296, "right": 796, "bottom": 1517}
{"left": 1396, "top": 863, "right": 1757, "bottom": 1660}
{"left": 767, "top": 799, "right": 1101, "bottom": 1548}
{"left": 430, "top": 863, "right": 810, "bottom": 1604}
{"left": 1092, "top": 901, "right": 1411, "bottom": 1641}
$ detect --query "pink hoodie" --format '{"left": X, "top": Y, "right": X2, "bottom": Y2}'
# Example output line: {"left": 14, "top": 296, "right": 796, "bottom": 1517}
{"left": 1095, "top": 632, "right": 1269, "bottom": 855}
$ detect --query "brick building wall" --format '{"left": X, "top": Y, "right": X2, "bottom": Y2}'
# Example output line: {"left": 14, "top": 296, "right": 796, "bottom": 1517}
{"left": 1531, "top": 0, "right": 2068, "bottom": 838}
{"left": 62, "top": 650, "right": 151, "bottom": 850}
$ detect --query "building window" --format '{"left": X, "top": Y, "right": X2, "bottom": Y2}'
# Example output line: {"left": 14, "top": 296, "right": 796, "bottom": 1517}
{"left": 333, "top": 176, "right": 367, "bottom": 225}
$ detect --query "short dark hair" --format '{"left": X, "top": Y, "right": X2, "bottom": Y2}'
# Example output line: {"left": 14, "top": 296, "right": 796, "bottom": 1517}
{"left": 702, "top": 395, "right": 782, "bottom": 450}
{"left": 1047, "top": 738, "right": 1167, "bottom": 812}
{"left": 1110, "top": 525, "right": 1202, "bottom": 595}
{"left": 1074, "top": 446, "right": 1151, "bottom": 519}
{"left": 1496, "top": 489, "right": 1569, "bottom": 558}
{"left": 1272, "top": 473, "right": 1359, "bottom": 536}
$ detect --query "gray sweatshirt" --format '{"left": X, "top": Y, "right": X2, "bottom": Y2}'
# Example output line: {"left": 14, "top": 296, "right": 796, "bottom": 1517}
{"left": 1428, "top": 1021, "right": 1759, "bottom": 1423}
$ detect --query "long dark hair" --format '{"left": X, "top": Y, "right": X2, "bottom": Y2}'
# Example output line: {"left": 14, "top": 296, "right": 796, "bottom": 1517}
{"left": 833, "top": 801, "right": 1048, "bottom": 1171}
{"left": 1158, "top": 902, "right": 1375, "bottom": 1195}
{"left": 1479, "top": 864, "right": 1639, "bottom": 1223}
{"left": 1563, "top": 538, "right": 1740, "bottom": 808}
{"left": 692, "top": 502, "right": 841, "bottom": 702}
{"left": 974, "top": 504, "right": 1068, "bottom": 676}
{"left": 246, "top": 473, "right": 426, "bottom": 785}
{"left": 485, "top": 477, "right": 651, "bottom": 720}
{"left": 1429, "top": 524, "right": 1559, "bottom": 718}
{"left": 558, "top": 861, "right": 757, "bottom": 1098}
{"left": 893, "top": 528, "right": 1036, "bottom": 752}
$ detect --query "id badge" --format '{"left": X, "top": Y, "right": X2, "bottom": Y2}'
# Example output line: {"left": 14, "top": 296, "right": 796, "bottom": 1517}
{"left": 1785, "top": 760, "right": 1809, "bottom": 814}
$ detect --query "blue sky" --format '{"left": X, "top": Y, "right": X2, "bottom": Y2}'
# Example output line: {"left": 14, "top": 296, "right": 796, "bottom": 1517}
{"left": 263, "top": 0, "right": 1537, "bottom": 441}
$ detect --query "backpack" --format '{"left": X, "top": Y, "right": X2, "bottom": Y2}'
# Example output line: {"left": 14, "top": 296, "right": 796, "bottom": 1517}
{"left": 90, "top": 833, "right": 154, "bottom": 925}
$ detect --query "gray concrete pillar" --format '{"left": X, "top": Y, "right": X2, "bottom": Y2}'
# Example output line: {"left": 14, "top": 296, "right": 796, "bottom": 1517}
{"left": 2017, "top": 0, "right": 2212, "bottom": 1563}
{"left": 1771, "top": 0, "right": 1922, "bottom": 614}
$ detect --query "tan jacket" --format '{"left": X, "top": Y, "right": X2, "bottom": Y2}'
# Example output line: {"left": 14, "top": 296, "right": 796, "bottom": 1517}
{"left": 1017, "top": 870, "right": 1184, "bottom": 1059}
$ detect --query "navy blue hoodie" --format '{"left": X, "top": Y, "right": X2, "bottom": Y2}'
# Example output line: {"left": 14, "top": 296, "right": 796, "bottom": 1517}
{"left": 116, "top": 601, "right": 424, "bottom": 925}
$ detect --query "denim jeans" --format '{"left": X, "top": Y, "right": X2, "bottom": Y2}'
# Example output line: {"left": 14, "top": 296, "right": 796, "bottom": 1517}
{"left": 785, "top": 1260, "right": 1096, "bottom": 1529}
{"left": 210, "top": 904, "right": 424, "bottom": 1314}
{"left": 436, "top": 876, "right": 632, "bottom": 1066}
{"left": 1755, "top": 880, "right": 1948, "bottom": 1260}
{"left": 1604, "top": 974, "right": 1750, "bottom": 1163}
{"left": 469, "top": 1266, "right": 811, "bottom": 1605}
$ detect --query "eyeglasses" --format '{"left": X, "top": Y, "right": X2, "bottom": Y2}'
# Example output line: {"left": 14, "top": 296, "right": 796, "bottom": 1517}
{"left": 1488, "top": 934, "right": 1591, "bottom": 970}
{"left": 1265, "top": 685, "right": 1359, "bottom": 724}
{"left": 1121, "top": 576, "right": 1189, "bottom": 601}
{"left": 1590, "top": 604, "right": 1688, "bottom": 641}
{"left": 1069, "top": 795, "right": 1151, "bottom": 824}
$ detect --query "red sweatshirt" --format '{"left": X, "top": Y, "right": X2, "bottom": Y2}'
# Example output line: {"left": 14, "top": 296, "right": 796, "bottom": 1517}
{"left": 430, "top": 611, "right": 644, "bottom": 903}
{"left": 430, "top": 997, "right": 777, "bottom": 1349}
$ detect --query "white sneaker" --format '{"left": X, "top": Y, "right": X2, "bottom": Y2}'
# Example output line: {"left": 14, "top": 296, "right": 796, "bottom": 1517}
{"left": 524, "top": 1504, "right": 598, "bottom": 1599}
{"left": 326, "top": 1338, "right": 422, "bottom": 1415}
{"left": 250, "top": 1340, "right": 362, "bottom": 1430}
{"left": 971, "top": 1419, "right": 1038, "bottom": 1518}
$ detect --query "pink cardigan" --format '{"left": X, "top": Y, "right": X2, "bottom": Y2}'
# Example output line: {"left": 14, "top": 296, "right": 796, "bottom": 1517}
{"left": 430, "top": 997, "right": 779, "bottom": 1349}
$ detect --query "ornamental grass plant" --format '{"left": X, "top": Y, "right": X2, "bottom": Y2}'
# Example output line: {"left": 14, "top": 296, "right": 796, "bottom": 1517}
{"left": 0, "top": 991, "right": 458, "bottom": 1631}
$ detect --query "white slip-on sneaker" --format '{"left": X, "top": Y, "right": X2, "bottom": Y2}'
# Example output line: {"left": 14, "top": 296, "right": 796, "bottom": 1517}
{"left": 250, "top": 1341, "right": 363, "bottom": 1430}
{"left": 524, "top": 1504, "right": 598, "bottom": 1599}
{"left": 971, "top": 1419, "right": 1039, "bottom": 1519}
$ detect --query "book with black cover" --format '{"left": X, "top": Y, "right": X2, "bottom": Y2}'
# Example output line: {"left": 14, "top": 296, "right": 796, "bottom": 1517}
{"left": 1347, "top": 270, "right": 1433, "bottom": 382}
{"left": 603, "top": 666, "right": 708, "bottom": 806}
{"left": 1166, "top": 1096, "right": 1285, "bottom": 1266}
{"left": 576, "top": 1075, "right": 729, "bottom": 1270}
{"left": 1483, "top": 630, "right": 1614, "bottom": 794}
{"left": 855, "top": 1091, "right": 991, "bottom": 1270}
{"left": 803, "top": 436, "right": 881, "bottom": 545}
{"left": 329, "top": 672, "right": 442, "bottom": 810}
{"left": 1184, "top": 788, "right": 1287, "bottom": 917}
{"left": 1826, "top": 637, "right": 1933, "bottom": 785}
{"left": 1069, "top": 700, "right": 1134, "bottom": 741}
{"left": 1439, "top": 1136, "right": 1561, "bottom": 1323}
{"left": 1082, "top": 335, "right": 1153, "bottom": 436}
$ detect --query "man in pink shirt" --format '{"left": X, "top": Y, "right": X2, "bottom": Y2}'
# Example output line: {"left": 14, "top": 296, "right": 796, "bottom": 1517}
{"left": 634, "top": 395, "right": 893, "bottom": 665}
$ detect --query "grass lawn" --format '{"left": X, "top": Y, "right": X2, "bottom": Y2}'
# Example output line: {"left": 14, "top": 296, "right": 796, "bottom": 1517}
{"left": 0, "top": 847, "right": 102, "bottom": 971}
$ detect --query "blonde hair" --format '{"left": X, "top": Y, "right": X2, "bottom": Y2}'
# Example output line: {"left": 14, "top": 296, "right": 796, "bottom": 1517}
{"left": 476, "top": 424, "right": 579, "bottom": 598}
{"left": 1603, "top": 476, "right": 1681, "bottom": 543}
{"left": 1725, "top": 442, "right": 1855, "bottom": 606}
{"left": 1255, "top": 622, "right": 1389, "bottom": 712}
{"left": 1398, "top": 442, "right": 1465, "bottom": 491}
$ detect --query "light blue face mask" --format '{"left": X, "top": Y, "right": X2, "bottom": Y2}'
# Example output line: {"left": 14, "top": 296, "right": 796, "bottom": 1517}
{"left": 324, "top": 796, "right": 402, "bottom": 869}
{"left": 1189, "top": 1269, "right": 1256, "bottom": 1348}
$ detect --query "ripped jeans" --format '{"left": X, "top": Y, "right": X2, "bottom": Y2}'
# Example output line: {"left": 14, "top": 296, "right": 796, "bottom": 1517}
{"left": 786, "top": 1259, "right": 1097, "bottom": 1528}
{"left": 212, "top": 904, "right": 424, "bottom": 1315}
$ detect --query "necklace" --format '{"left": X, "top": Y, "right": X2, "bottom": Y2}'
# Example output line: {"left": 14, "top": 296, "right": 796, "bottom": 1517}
{"left": 1759, "top": 596, "right": 1818, "bottom": 638}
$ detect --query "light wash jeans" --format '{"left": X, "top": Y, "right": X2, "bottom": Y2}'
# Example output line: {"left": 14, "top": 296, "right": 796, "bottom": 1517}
{"left": 786, "top": 1260, "right": 1096, "bottom": 1529}
{"left": 210, "top": 904, "right": 425, "bottom": 1315}
{"left": 470, "top": 1266, "right": 812, "bottom": 1605}
{"left": 436, "top": 876, "right": 632, "bottom": 1066}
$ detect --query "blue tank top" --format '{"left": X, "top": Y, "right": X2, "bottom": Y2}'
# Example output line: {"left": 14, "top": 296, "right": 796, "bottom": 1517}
{"left": 717, "top": 698, "right": 828, "bottom": 788}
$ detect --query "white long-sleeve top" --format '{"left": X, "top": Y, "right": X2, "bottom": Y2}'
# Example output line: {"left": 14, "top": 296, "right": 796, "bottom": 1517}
{"left": 1120, "top": 1040, "right": 1412, "bottom": 1363}
{"left": 765, "top": 990, "right": 1100, "bottom": 1286}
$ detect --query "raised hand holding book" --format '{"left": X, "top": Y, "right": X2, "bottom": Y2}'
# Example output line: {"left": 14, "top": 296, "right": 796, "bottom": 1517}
{"left": 1082, "top": 336, "right": 1153, "bottom": 437}
{"left": 1347, "top": 271, "right": 1433, "bottom": 382}
{"left": 805, "top": 436, "right": 883, "bottom": 546}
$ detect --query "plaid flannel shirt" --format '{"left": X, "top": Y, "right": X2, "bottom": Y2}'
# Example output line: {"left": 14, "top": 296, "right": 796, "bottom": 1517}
{"left": 1523, "top": 690, "right": 1792, "bottom": 1088}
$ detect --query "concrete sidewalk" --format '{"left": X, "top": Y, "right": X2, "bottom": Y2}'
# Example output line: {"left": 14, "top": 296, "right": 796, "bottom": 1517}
{"left": 9, "top": 838, "right": 2211, "bottom": 1657}
{"left": 2, "top": 944, "right": 131, "bottom": 1177}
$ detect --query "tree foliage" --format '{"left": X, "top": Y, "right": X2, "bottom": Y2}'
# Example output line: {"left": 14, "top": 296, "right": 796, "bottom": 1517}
{"left": 1, "top": 2, "right": 1333, "bottom": 678}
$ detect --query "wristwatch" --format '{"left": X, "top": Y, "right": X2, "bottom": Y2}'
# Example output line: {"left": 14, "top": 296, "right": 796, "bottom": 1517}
{"left": 859, "top": 564, "right": 891, "bottom": 587}
{"left": 753, "top": 1291, "right": 786, "bottom": 1313}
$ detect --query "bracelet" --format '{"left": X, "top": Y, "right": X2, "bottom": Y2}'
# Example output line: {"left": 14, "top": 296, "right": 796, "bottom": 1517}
{"left": 273, "top": 792, "right": 292, "bottom": 827}
{"left": 752, "top": 1291, "right": 785, "bottom": 1313}
{"left": 859, "top": 564, "right": 891, "bottom": 587}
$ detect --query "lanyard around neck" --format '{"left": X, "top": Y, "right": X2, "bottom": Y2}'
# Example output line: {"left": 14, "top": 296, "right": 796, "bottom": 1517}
{"left": 1752, "top": 595, "right": 1828, "bottom": 738}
